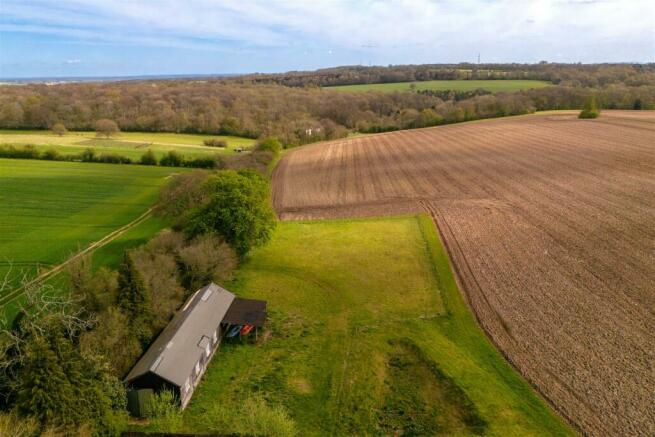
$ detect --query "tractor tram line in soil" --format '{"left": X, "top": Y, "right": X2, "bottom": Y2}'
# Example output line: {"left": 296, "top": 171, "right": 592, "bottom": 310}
{"left": 418, "top": 199, "right": 597, "bottom": 433}
{"left": 429, "top": 125, "right": 654, "bottom": 288}
{"left": 272, "top": 111, "right": 655, "bottom": 436}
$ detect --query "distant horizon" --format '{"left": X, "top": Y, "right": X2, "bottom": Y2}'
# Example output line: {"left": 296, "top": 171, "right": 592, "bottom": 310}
{"left": 2, "top": 0, "right": 653, "bottom": 78}
{"left": 2, "top": 60, "right": 654, "bottom": 82}
{"left": 0, "top": 72, "right": 239, "bottom": 82}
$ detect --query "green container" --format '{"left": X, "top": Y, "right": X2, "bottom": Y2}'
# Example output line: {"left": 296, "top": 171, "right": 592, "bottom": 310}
{"left": 127, "top": 388, "right": 154, "bottom": 417}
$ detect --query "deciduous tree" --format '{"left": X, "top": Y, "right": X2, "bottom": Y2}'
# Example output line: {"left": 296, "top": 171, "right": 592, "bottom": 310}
{"left": 95, "top": 118, "right": 119, "bottom": 138}
{"left": 186, "top": 170, "right": 277, "bottom": 257}
{"left": 51, "top": 122, "right": 67, "bottom": 136}
{"left": 579, "top": 96, "right": 600, "bottom": 119}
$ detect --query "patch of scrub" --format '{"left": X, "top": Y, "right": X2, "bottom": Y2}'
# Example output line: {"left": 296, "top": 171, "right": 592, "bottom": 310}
{"left": 379, "top": 339, "right": 487, "bottom": 436}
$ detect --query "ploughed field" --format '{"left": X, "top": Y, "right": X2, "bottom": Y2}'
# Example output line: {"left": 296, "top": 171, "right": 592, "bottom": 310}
{"left": 272, "top": 111, "right": 655, "bottom": 436}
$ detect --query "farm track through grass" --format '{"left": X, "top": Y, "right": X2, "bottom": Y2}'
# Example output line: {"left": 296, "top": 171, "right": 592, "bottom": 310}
{"left": 0, "top": 158, "right": 181, "bottom": 318}
{"left": 1, "top": 214, "right": 169, "bottom": 324}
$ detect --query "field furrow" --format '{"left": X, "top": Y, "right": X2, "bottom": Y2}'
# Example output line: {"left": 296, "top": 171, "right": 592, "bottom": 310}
{"left": 271, "top": 110, "right": 655, "bottom": 436}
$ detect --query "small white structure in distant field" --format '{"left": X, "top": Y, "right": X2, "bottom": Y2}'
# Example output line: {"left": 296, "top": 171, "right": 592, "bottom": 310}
{"left": 304, "top": 127, "right": 322, "bottom": 136}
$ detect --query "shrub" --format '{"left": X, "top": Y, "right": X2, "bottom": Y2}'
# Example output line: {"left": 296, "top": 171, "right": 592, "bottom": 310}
{"left": 185, "top": 156, "right": 221, "bottom": 169}
{"left": 140, "top": 149, "right": 158, "bottom": 166}
{"left": 203, "top": 138, "right": 227, "bottom": 148}
{"left": 0, "top": 145, "right": 41, "bottom": 159}
{"left": 80, "top": 148, "right": 96, "bottom": 162}
{"left": 256, "top": 137, "right": 282, "bottom": 154}
{"left": 579, "top": 96, "right": 600, "bottom": 119}
{"left": 199, "top": 394, "right": 297, "bottom": 437}
{"left": 96, "top": 153, "right": 131, "bottom": 164}
{"left": 239, "top": 394, "right": 297, "bottom": 437}
{"left": 144, "top": 390, "right": 179, "bottom": 419}
{"left": 144, "top": 390, "right": 182, "bottom": 432}
{"left": 42, "top": 148, "right": 61, "bottom": 161}
{"left": 159, "top": 150, "right": 184, "bottom": 167}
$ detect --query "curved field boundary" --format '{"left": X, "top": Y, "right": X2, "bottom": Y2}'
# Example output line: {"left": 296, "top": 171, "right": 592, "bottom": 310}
{"left": 0, "top": 208, "right": 153, "bottom": 307}
{"left": 271, "top": 110, "right": 655, "bottom": 436}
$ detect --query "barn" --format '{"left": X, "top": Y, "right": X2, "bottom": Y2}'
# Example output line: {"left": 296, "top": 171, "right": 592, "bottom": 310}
{"left": 124, "top": 283, "right": 266, "bottom": 415}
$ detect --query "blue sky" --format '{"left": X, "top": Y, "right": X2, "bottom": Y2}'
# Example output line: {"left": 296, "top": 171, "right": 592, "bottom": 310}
{"left": 1, "top": 0, "right": 653, "bottom": 78}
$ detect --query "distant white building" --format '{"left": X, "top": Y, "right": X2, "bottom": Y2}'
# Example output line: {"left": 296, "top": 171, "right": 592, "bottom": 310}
{"left": 304, "top": 127, "right": 322, "bottom": 136}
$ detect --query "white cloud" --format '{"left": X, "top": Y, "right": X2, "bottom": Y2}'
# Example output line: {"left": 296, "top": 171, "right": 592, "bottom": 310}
{"left": 1, "top": 0, "right": 654, "bottom": 62}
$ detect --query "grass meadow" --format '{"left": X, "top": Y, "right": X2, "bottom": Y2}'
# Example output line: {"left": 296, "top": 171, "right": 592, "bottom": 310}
{"left": 140, "top": 216, "right": 573, "bottom": 436}
{"left": 0, "top": 158, "right": 180, "bottom": 315}
{"left": 327, "top": 79, "right": 551, "bottom": 93}
{"left": 0, "top": 130, "right": 256, "bottom": 160}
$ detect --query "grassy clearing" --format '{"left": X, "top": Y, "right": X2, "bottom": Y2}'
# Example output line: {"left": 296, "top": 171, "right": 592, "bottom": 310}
{"left": 328, "top": 79, "right": 551, "bottom": 93}
{"left": 139, "top": 215, "right": 572, "bottom": 436}
{"left": 0, "top": 158, "right": 180, "bottom": 302}
{"left": 0, "top": 130, "right": 256, "bottom": 160}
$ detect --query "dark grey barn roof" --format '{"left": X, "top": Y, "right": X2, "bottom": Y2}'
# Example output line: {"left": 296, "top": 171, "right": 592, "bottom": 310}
{"left": 222, "top": 297, "right": 267, "bottom": 327}
{"left": 125, "top": 283, "right": 235, "bottom": 387}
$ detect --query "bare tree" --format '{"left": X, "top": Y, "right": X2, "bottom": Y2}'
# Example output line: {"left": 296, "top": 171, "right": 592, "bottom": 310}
{"left": 95, "top": 119, "right": 119, "bottom": 138}
{"left": 51, "top": 122, "right": 67, "bottom": 136}
{"left": 178, "top": 234, "right": 238, "bottom": 289}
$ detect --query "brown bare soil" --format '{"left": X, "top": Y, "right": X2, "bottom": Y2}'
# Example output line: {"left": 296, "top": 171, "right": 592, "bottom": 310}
{"left": 272, "top": 111, "right": 655, "bottom": 436}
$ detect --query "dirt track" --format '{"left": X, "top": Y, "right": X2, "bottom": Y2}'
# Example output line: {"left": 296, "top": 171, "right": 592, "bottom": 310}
{"left": 272, "top": 111, "right": 655, "bottom": 436}
{"left": 0, "top": 208, "right": 154, "bottom": 307}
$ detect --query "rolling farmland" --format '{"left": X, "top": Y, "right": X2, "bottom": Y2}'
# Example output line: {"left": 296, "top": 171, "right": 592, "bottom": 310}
{"left": 327, "top": 79, "right": 551, "bottom": 93}
{"left": 0, "top": 159, "right": 180, "bottom": 303}
{"left": 0, "top": 130, "right": 256, "bottom": 160}
{"left": 272, "top": 111, "right": 655, "bottom": 436}
{"left": 143, "top": 216, "right": 571, "bottom": 436}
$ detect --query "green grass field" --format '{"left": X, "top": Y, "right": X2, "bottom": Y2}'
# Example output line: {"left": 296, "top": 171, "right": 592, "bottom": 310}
{"left": 140, "top": 216, "right": 572, "bottom": 436}
{"left": 1, "top": 214, "right": 170, "bottom": 325}
{"left": 0, "top": 130, "right": 256, "bottom": 160}
{"left": 0, "top": 158, "right": 180, "bottom": 306}
{"left": 327, "top": 79, "right": 551, "bottom": 93}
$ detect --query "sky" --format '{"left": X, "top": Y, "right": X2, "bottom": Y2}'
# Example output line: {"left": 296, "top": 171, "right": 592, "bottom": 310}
{"left": 1, "top": 0, "right": 653, "bottom": 78}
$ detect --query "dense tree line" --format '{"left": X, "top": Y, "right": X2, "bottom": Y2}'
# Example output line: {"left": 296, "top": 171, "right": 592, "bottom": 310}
{"left": 0, "top": 169, "right": 276, "bottom": 435}
{"left": 0, "top": 68, "right": 653, "bottom": 148}
{"left": 239, "top": 63, "right": 655, "bottom": 88}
